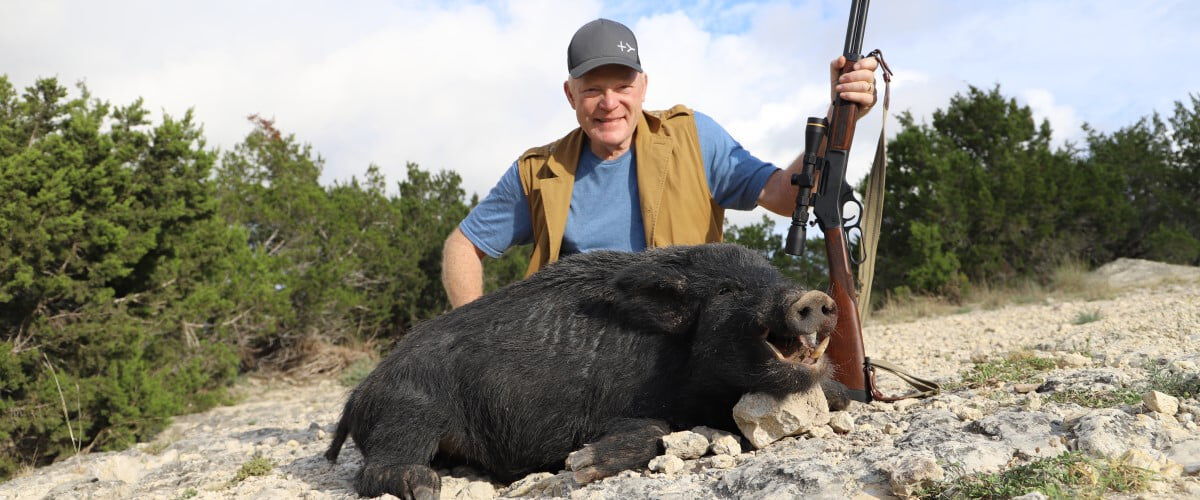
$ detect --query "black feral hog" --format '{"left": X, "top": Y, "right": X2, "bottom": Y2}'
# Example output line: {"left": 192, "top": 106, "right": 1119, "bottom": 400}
{"left": 325, "top": 243, "right": 847, "bottom": 498}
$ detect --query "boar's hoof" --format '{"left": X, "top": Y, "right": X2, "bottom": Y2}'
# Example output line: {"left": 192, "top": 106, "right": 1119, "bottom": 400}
{"left": 354, "top": 463, "right": 439, "bottom": 500}
{"left": 822, "top": 378, "right": 851, "bottom": 411}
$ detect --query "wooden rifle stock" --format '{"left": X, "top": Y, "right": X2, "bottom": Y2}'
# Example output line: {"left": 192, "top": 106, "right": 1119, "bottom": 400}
{"left": 817, "top": 0, "right": 877, "bottom": 402}
{"left": 823, "top": 227, "right": 870, "bottom": 401}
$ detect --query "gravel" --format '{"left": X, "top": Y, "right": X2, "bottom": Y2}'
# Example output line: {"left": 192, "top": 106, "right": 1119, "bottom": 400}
{"left": 2, "top": 261, "right": 1198, "bottom": 499}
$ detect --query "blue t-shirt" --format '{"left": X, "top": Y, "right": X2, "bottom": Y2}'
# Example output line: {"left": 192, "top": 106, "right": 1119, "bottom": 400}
{"left": 459, "top": 111, "right": 778, "bottom": 257}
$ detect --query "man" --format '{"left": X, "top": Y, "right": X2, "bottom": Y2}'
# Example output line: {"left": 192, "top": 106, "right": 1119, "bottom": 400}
{"left": 443, "top": 18, "right": 878, "bottom": 308}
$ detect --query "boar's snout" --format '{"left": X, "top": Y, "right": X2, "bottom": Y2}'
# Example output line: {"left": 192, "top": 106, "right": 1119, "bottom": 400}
{"left": 786, "top": 290, "right": 837, "bottom": 336}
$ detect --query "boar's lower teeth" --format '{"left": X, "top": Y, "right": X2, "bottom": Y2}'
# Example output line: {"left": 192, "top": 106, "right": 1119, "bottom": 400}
{"left": 766, "top": 333, "right": 809, "bottom": 359}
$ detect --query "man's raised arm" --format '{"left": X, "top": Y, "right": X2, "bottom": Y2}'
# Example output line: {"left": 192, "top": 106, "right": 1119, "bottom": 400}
{"left": 442, "top": 227, "right": 487, "bottom": 308}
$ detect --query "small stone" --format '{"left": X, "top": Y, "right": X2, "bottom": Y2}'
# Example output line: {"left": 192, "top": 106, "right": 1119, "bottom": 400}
{"left": 710, "top": 434, "right": 742, "bottom": 456}
{"left": 262, "top": 436, "right": 280, "bottom": 446}
{"left": 504, "top": 472, "right": 555, "bottom": 497}
{"left": 661, "top": 431, "right": 708, "bottom": 459}
{"left": 455, "top": 481, "right": 496, "bottom": 500}
{"left": 829, "top": 411, "right": 855, "bottom": 433}
{"left": 883, "top": 423, "right": 902, "bottom": 435}
{"left": 888, "top": 454, "right": 945, "bottom": 497}
{"left": 308, "top": 422, "right": 321, "bottom": 432}
{"left": 1167, "top": 439, "right": 1200, "bottom": 475}
{"left": 954, "top": 406, "right": 983, "bottom": 421}
{"left": 1024, "top": 392, "right": 1043, "bottom": 411}
{"left": 708, "top": 454, "right": 736, "bottom": 469}
{"left": 1058, "top": 352, "right": 1090, "bottom": 368}
{"left": 1013, "top": 383, "right": 1039, "bottom": 394}
{"left": 892, "top": 399, "right": 920, "bottom": 411}
{"left": 809, "top": 425, "right": 834, "bottom": 438}
{"left": 1011, "top": 493, "right": 1049, "bottom": 500}
{"left": 970, "top": 351, "right": 988, "bottom": 363}
{"left": 1144, "top": 390, "right": 1179, "bottom": 415}
{"left": 858, "top": 423, "right": 876, "bottom": 433}
{"left": 691, "top": 426, "right": 741, "bottom": 455}
{"left": 286, "top": 440, "right": 299, "bottom": 448}
{"left": 201, "top": 425, "right": 213, "bottom": 432}
{"left": 647, "top": 455, "right": 686, "bottom": 474}
{"left": 317, "top": 429, "right": 327, "bottom": 439}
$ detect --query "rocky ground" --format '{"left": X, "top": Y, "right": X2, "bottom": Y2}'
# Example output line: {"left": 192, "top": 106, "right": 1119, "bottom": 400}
{"left": 2, "top": 258, "right": 1198, "bottom": 499}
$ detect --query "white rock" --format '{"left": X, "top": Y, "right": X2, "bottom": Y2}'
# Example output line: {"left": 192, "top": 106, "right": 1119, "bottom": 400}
{"left": 1167, "top": 439, "right": 1200, "bottom": 475}
{"left": 690, "top": 426, "right": 741, "bottom": 455}
{"left": 455, "top": 481, "right": 496, "bottom": 500}
{"left": 1058, "top": 352, "right": 1091, "bottom": 367}
{"left": 647, "top": 455, "right": 686, "bottom": 474}
{"left": 1144, "top": 390, "right": 1179, "bottom": 415}
{"left": 733, "top": 390, "right": 830, "bottom": 449}
{"left": 954, "top": 406, "right": 983, "bottom": 421}
{"left": 887, "top": 453, "right": 945, "bottom": 497}
{"left": 809, "top": 425, "right": 834, "bottom": 439}
{"left": 661, "top": 431, "right": 708, "bottom": 459}
{"left": 708, "top": 454, "right": 736, "bottom": 469}
{"left": 1011, "top": 493, "right": 1049, "bottom": 500}
{"left": 710, "top": 434, "right": 742, "bottom": 456}
{"left": 829, "top": 411, "right": 855, "bottom": 433}
{"left": 504, "top": 473, "right": 553, "bottom": 497}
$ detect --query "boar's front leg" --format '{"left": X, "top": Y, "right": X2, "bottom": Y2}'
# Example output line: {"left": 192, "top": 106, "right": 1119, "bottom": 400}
{"left": 566, "top": 418, "right": 670, "bottom": 483}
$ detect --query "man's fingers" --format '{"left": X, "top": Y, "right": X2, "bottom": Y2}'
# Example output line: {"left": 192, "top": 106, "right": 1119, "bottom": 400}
{"left": 838, "top": 68, "right": 876, "bottom": 84}
{"left": 852, "top": 56, "right": 878, "bottom": 71}
{"left": 830, "top": 55, "right": 847, "bottom": 71}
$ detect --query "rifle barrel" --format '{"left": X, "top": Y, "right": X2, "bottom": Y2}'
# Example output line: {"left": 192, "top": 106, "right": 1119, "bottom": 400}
{"left": 842, "top": 0, "right": 870, "bottom": 60}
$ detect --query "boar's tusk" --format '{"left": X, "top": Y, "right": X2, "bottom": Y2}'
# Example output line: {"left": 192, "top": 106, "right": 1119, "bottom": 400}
{"left": 810, "top": 336, "right": 830, "bottom": 360}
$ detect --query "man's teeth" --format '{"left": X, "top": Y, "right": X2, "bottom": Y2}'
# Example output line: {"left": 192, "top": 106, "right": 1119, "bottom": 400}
{"left": 810, "top": 336, "right": 830, "bottom": 360}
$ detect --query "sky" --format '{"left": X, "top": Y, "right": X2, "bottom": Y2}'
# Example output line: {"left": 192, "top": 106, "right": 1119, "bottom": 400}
{"left": 3, "top": 0, "right": 1199, "bottom": 231}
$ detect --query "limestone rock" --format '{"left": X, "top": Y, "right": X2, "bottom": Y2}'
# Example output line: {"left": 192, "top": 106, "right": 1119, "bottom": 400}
{"left": 647, "top": 454, "right": 686, "bottom": 474}
{"left": 733, "top": 390, "right": 830, "bottom": 449}
{"left": 1075, "top": 409, "right": 1171, "bottom": 458}
{"left": 708, "top": 454, "right": 736, "bottom": 469}
{"left": 661, "top": 431, "right": 708, "bottom": 460}
{"left": 1144, "top": 390, "right": 1179, "bottom": 415}
{"left": 968, "top": 411, "right": 1067, "bottom": 459}
{"left": 886, "top": 453, "right": 945, "bottom": 497}
{"left": 829, "top": 411, "right": 855, "bottom": 433}
{"left": 691, "top": 426, "right": 742, "bottom": 456}
{"left": 1167, "top": 439, "right": 1200, "bottom": 475}
{"left": 711, "top": 434, "right": 742, "bottom": 456}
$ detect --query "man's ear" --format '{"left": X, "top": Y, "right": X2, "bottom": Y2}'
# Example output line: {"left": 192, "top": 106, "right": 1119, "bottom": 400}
{"left": 563, "top": 80, "right": 576, "bottom": 110}
{"left": 609, "top": 262, "right": 694, "bottom": 334}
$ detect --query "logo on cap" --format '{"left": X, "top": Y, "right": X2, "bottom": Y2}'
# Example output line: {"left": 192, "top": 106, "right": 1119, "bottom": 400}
{"left": 617, "top": 41, "right": 636, "bottom": 53}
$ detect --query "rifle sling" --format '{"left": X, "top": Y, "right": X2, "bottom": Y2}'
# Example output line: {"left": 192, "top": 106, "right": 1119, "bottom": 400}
{"left": 857, "top": 50, "right": 940, "bottom": 401}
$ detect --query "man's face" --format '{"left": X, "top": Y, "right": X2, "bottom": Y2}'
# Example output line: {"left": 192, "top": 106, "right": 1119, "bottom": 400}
{"left": 564, "top": 65, "right": 647, "bottom": 157}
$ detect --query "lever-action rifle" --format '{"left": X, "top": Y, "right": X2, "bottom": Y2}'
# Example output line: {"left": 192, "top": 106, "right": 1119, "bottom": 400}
{"left": 784, "top": 0, "right": 937, "bottom": 403}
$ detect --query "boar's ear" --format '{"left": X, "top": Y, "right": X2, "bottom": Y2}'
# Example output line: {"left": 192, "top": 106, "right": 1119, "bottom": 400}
{"left": 610, "top": 263, "right": 694, "bottom": 334}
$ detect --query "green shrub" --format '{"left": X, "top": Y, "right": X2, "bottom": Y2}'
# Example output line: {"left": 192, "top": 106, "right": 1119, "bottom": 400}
{"left": 0, "top": 77, "right": 261, "bottom": 478}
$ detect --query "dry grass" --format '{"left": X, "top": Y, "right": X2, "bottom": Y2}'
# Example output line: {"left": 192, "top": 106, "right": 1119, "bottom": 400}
{"left": 871, "top": 260, "right": 1116, "bottom": 324}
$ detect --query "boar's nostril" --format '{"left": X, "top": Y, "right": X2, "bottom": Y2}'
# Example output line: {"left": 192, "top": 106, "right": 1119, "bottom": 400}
{"left": 822, "top": 303, "right": 835, "bottom": 316}
{"left": 798, "top": 306, "right": 812, "bottom": 319}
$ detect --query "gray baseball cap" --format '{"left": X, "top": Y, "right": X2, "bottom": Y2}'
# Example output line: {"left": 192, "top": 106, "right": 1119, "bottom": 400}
{"left": 567, "top": 18, "right": 642, "bottom": 79}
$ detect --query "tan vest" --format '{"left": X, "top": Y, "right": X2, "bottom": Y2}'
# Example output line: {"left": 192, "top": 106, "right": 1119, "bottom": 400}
{"left": 516, "top": 105, "right": 724, "bottom": 276}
